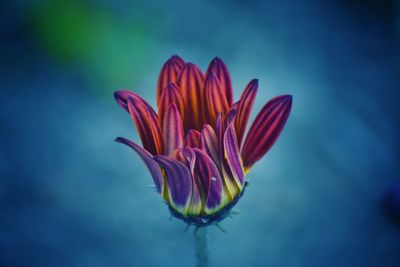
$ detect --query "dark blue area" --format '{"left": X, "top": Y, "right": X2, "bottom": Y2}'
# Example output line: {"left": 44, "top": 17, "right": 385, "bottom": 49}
{"left": 1, "top": 0, "right": 399, "bottom": 266}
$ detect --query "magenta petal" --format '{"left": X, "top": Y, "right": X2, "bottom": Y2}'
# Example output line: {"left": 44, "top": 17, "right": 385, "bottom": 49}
{"left": 223, "top": 123, "right": 245, "bottom": 186}
{"left": 223, "top": 107, "right": 237, "bottom": 131}
{"left": 184, "top": 129, "right": 201, "bottom": 148}
{"left": 154, "top": 155, "right": 192, "bottom": 212}
{"left": 115, "top": 137, "right": 163, "bottom": 193}
{"left": 242, "top": 95, "right": 293, "bottom": 169}
{"left": 174, "top": 147, "right": 196, "bottom": 176}
{"left": 216, "top": 112, "right": 224, "bottom": 163}
{"left": 198, "top": 124, "right": 220, "bottom": 167}
{"left": 163, "top": 104, "right": 184, "bottom": 157}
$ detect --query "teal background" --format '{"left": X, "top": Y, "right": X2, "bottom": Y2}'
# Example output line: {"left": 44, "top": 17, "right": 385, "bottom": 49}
{"left": 1, "top": 0, "right": 399, "bottom": 266}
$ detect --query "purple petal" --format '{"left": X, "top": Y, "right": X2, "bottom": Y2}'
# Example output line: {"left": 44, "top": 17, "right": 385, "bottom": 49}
{"left": 193, "top": 148, "right": 228, "bottom": 214}
{"left": 215, "top": 112, "right": 225, "bottom": 166}
{"left": 224, "top": 123, "right": 245, "bottom": 186}
{"left": 115, "top": 137, "right": 163, "bottom": 193}
{"left": 198, "top": 124, "right": 220, "bottom": 167}
{"left": 154, "top": 155, "right": 192, "bottom": 213}
{"left": 216, "top": 112, "right": 240, "bottom": 198}
{"left": 173, "top": 147, "right": 202, "bottom": 215}
{"left": 223, "top": 107, "right": 237, "bottom": 131}
{"left": 174, "top": 147, "right": 196, "bottom": 176}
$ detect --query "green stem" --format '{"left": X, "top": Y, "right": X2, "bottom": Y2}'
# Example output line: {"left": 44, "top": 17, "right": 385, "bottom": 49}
{"left": 194, "top": 227, "right": 208, "bottom": 267}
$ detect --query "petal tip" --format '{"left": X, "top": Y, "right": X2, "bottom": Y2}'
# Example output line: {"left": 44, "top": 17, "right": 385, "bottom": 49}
{"left": 212, "top": 56, "right": 221, "bottom": 61}
{"left": 210, "top": 56, "right": 224, "bottom": 64}
{"left": 113, "top": 90, "right": 121, "bottom": 99}
{"left": 251, "top": 79, "right": 259, "bottom": 86}
{"left": 205, "top": 71, "right": 217, "bottom": 80}
{"left": 114, "top": 90, "right": 129, "bottom": 109}
{"left": 283, "top": 94, "right": 293, "bottom": 101}
{"left": 167, "top": 103, "right": 178, "bottom": 112}
{"left": 281, "top": 94, "right": 293, "bottom": 107}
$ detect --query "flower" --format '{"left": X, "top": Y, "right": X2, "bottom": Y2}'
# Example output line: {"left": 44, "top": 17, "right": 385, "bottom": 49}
{"left": 114, "top": 55, "right": 292, "bottom": 226}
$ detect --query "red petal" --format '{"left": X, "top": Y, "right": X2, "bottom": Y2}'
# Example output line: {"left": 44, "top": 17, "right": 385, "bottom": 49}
{"left": 156, "top": 55, "right": 185, "bottom": 106}
{"left": 205, "top": 57, "right": 233, "bottom": 106}
{"left": 158, "top": 82, "right": 185, "bottom": 128}
{"left": 235, "top": 79, "right": 258, "bottom": 147}
{"left": 114, "top": 90, "right": 154, "bottom": 113}
{"left": 127, "top": 95, "right": 163, "bottom": 155}
{"left": 203, "top": 73, "right": 230, "bottom": 128}
{"left": 241, "top": 95, "right": 293, "bottom": 170}
{"left": 184, "top": 129, "right": 201, "bottom": 148}
{"left": 177, "top": 63, "right": 205, "bottom": 131}
{"left": 163, "top": 104, "right": 184, "bottom": 157}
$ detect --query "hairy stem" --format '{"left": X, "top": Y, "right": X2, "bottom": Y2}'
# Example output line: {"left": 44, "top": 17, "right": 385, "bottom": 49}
{"left": 194, "top": 227, "right": 208, "bottom": 267}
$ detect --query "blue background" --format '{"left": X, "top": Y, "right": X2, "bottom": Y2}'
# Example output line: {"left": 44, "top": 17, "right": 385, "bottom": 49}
{"left": 1, "top": 0, "right": 399, "bottom": 266}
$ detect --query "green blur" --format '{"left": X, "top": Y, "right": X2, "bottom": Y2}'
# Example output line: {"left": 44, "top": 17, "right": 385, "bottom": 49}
{"left": 29, "top": 0, "right": 151, "bottom": 93}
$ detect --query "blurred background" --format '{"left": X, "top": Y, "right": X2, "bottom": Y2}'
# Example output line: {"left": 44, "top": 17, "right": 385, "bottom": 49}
{"left": 0, "top": 0, "right": 399, "bottom": 266}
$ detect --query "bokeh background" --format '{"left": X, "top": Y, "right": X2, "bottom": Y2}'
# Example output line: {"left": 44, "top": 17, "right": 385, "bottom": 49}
{"left": 1, "top": 0, "right": 399, "bottom": 266}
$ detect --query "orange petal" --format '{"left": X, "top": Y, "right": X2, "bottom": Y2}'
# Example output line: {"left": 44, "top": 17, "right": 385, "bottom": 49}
{"left": 235, "top": 79, "right": 258, "bottom": 147}
{"left": 203, "top": 73, "right": 230, "bottom": 128}
{"left": 127, "top": 96, "right": 163, "bottom": 155}
{"left": 177, "top": 63, "right": 205, "bottom": 131}
{"left": 156, "top": 55, "right": 185, "bottom": 106}
{"left": 158, "top": 82, "right": 185, "bottom": 128}
{"left": 163, "top": 104, "right": 185, "bottom": 157}
{"left": 205, "top": 57, "right": 233, "bottom": 106}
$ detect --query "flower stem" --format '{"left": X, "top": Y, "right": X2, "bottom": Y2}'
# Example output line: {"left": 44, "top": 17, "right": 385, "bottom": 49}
{"left": 194, "top": 226, "right": 208, "bottom": 267}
